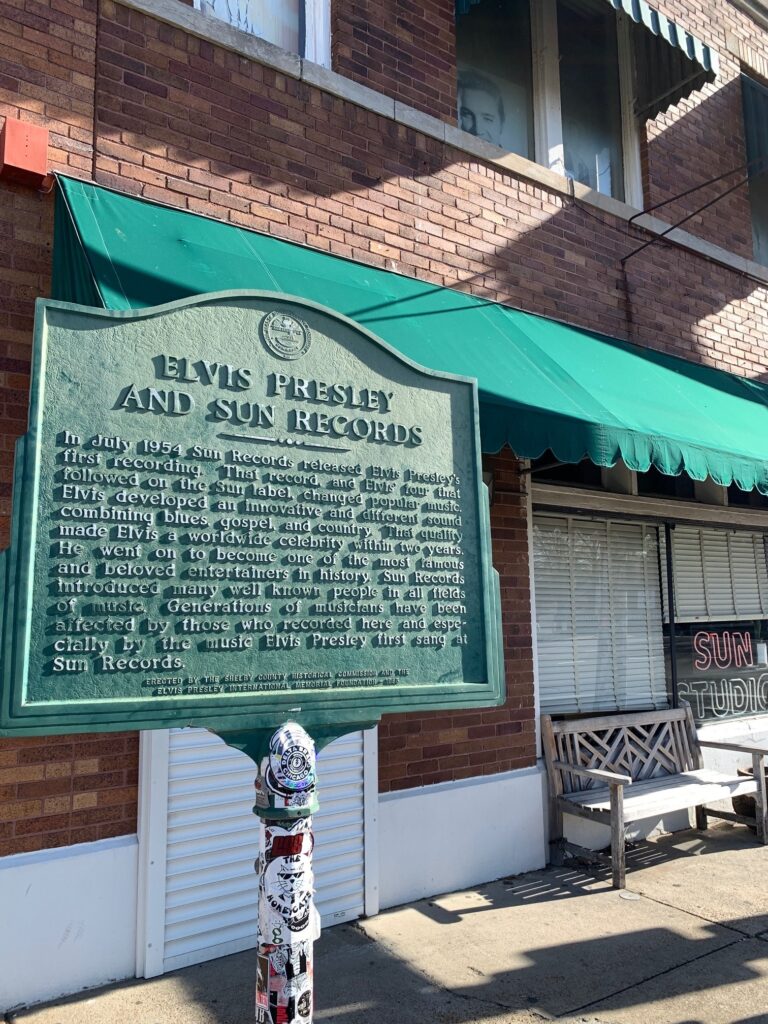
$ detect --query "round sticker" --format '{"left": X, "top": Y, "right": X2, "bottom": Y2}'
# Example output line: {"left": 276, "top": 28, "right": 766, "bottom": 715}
{"left": 266, "top": 723, "right": 316, "bottom": 795}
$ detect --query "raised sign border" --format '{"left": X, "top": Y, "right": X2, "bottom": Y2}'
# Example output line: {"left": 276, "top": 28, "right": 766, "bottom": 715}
{"left": 0, "top": 291, "right": 504, "bottom": 736}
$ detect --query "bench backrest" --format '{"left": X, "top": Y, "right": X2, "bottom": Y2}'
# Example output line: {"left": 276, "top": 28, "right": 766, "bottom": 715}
{"left": 542, "top": 706, "right": 702, "bottom": 797}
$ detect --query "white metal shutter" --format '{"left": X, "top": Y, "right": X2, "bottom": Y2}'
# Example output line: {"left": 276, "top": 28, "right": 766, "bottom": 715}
{"left": 660, "top": 526, "right": 768, "bottom": 622}
{"left": 533, "top": 514, "right": 667, "bottom": 714}
{"left": 162, "top": 729, "right": 366, "bottom": 973}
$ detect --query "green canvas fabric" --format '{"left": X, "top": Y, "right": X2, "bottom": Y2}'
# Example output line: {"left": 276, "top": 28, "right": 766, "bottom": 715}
{"left": 53, "top": 175, "right": 768, "bottom": 490}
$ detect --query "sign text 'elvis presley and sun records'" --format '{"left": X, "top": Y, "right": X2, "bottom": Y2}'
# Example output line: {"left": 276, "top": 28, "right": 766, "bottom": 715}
{"left": 0, "top": 293, "right": 502, "bottom": 735}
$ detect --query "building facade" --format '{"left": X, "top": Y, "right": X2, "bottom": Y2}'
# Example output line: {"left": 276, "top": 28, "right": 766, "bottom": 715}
{"left": 3, "top": 0, "right": 768, "bottom": 1008}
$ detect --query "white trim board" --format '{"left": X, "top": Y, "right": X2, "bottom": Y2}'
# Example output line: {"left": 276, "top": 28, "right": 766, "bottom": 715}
{"left": 136, "top": 729, "right": 171, "bottom": 979}
{"left": 533, "top": 483, "right": 768, "bottom": 531}
{"left": 378, "top": 767, "right": 546, "bottom": 909}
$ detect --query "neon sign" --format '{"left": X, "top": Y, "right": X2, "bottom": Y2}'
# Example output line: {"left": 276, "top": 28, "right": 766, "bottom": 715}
{"left": 692, "top": 630, "right": 753, "bottom": 671}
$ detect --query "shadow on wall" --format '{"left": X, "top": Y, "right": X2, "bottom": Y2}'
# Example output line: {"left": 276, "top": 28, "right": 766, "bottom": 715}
{"left": 643, "top": 77, "right": 754, "bottom": 263}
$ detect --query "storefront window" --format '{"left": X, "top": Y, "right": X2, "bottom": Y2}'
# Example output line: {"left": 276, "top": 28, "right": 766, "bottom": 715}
{"left": 533, "top": 515, "right": 668, "bottom": 715}
{"left": 662, "top": 525, "right": 768, "bottom": 722}
{"left": 666, "top": 620, "right": 768, "bottom": 722}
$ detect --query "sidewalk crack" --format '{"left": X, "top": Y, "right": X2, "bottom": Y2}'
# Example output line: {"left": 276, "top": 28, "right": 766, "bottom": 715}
{"left": 625, "top": 886, "right": 765, "bottom": 939}
{"left": 557, "top": 936, "right": 745, "bottom": 1018}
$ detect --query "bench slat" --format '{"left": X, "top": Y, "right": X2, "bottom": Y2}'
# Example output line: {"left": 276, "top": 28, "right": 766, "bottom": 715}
{"left": 548, "top": 708, "right": 687, "bottom": 735}
{"left": 560, "top": 769, "right": 758, "bottom": 822}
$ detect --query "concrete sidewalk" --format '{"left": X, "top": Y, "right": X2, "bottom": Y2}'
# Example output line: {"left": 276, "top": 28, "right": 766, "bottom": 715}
{"left": 11, "top": 824, "right": 768, "bottom": 1024}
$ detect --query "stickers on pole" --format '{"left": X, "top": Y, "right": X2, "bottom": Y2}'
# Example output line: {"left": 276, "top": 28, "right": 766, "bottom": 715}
{"left": 255, "top": 943, "right": 313, "bottom": 1023}
{"left": 255, "top": 722, "right": 318, "bottom": 813}
{"left": 258, "top": 817, "right": 320, "bottom": 946}
{"left": 266, "top": 723, "right": 317, "bottom": 805}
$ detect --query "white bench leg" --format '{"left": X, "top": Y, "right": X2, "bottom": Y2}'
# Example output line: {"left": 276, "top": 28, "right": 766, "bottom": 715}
{"left": 610, "top": 783, "right": 626, "bottom": 889}
{"left": 695, "top": 805, "right": 708, "bottom": 831}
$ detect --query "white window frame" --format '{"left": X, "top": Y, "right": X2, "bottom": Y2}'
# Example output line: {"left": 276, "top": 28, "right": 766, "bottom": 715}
{"left": 495, "top": 0, "right": 643, "bottom": 206}
{"left": 192, "top": 0, "right": 331, "bottom": 67}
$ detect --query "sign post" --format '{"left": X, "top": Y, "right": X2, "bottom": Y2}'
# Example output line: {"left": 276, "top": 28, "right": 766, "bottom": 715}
{"left": 0, "top": 292, "right": 505, "bottom": 1018}
{"left": 250, "top": 722, "right": 318, "bottom": 1024}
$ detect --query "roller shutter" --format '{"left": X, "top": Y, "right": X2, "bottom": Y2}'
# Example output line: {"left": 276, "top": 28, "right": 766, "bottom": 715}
{"left": 533, "top": 514, "right": 667, "bottom": 714}
{"left": 160, "top": 728, "right": 367, "bottom": 973}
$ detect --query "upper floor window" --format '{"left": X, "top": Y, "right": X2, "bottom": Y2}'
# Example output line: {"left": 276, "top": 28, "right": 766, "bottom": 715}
{"left": 196, "top": 0, "right": 330, "bottom": 64}
{"left": 741, "top": 74, "right": 768, "bottom": 266}
{"left": 456, "top": 0, "right": 637, "bottom": 202}
{"left": 457, "top": 0, "right": 719, "bottom": 208}
{"left": 457, "top": 0, "right": 534, "bottom": 157}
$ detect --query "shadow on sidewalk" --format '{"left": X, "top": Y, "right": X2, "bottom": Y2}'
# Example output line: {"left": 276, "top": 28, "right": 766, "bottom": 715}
{"left": 13, "top": 828, "right": 768, "bottom": 1024}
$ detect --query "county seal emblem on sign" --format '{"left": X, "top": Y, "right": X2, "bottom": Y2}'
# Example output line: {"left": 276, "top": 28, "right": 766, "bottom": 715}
{"left": 261, "top": 311, "right": 312, "bottom": 360}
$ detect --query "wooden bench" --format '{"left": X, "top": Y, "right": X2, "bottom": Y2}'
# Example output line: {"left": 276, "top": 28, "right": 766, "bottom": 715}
{"left": 542, "top": 704, "right": 768, "bottom": 889}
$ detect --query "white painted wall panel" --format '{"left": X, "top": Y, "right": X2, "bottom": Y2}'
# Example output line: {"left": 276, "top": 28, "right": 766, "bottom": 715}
{"left": 379, "top": 767, "right": 546, "bottom": 910}
{"left": 0, "top": 836, "right": 137, "bottom": 1011}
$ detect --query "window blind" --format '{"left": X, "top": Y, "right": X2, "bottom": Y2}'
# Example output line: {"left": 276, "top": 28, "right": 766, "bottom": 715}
{"left": 533, "top": 515, "right": 668, "bottom": 715}
{"left": 660, "top": 525, "right": 768, "bottom": 623}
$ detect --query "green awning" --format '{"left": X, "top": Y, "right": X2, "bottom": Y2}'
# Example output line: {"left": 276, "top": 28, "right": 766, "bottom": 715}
{"left": 456, "top": 0, "right": 717, "bottom": 121}
{"left": 611, "top": 0, "right": 718, "bottom": 120}
{"left": 53, "top": 175, "right": 768, "bottom": 492}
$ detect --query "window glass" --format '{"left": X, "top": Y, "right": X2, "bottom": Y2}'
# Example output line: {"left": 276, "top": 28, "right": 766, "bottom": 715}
{"left": 557, "top": 0, "right": 624, "bottom": 200}
{"left": 456, "top": 0, "right": 534, "bottom": 159}
{"left": 667, "top": 620, "right": 768, "bottom": 723}
{"left": 199, "top": 0, "right": 301, "bottom": 52}
{"left": 660, "top": 526, "right": 768, "bottom": 722}
{"left": 741, "top": 75, "right": 768, "bottom": 267}
{"left": 636, "top": 466, "right": 695, "bottom": 501}
{"left": 530, "top": 453, "right": 603, "bottom": 488}
{"left": 727, "top": 483, "right": 768, "bottom": 509}
{"left": 748, "top": 172, "right": 768, "bottom": 267}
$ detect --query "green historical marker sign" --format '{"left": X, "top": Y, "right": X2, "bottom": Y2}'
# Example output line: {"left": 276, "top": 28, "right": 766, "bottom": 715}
{"left": 0, "top": 292, "right": 503, "bottom": 736}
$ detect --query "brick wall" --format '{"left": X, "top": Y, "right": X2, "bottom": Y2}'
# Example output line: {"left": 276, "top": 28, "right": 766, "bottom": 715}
{"left": 0, "top": 732, "right": 138, "bottom": 855}
{"left": 328, "top": 0, "right": 763, "bottom": 263}
{"left": 643, "top": 66, "right": 754, "bottom": 261}
{"left": 331, "top": 0, "right": 456, "bottom": 123}
{"left": 639, "top": 0, "right": 768, "bottom": 260}
{"left": 0, "top": 0, "right": 97, "bottom": 173}
{"left": 0, "top": 0, "right": 98, "bottom": 537}
{"left": 0, "top": 1, "right": 141, "bottom": 851}
{"left": 378, "top": 451, "right": 535, "bottom": 791}
{"left": 0, "top": 185, "right": 47, "bottom": 545}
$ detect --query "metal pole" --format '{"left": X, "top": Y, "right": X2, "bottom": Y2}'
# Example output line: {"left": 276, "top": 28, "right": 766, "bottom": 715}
{"left": 254, "top": 722, "right": 319, "bottom": 1024}
{"left": 664, "top": 522, "right": 679, "bottom": 708}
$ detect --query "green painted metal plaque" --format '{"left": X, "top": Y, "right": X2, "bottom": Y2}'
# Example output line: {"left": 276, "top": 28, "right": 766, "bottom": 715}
{"left": 0, "top": 293, "right": 503, "bottom": 735}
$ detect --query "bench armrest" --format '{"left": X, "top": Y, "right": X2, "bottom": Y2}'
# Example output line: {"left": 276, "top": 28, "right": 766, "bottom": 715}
{"left": 551, "top": 760, "right": 632, "bottom": 786}
{"left": 698, "top": 740, "right": 768, "bottom": 756}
